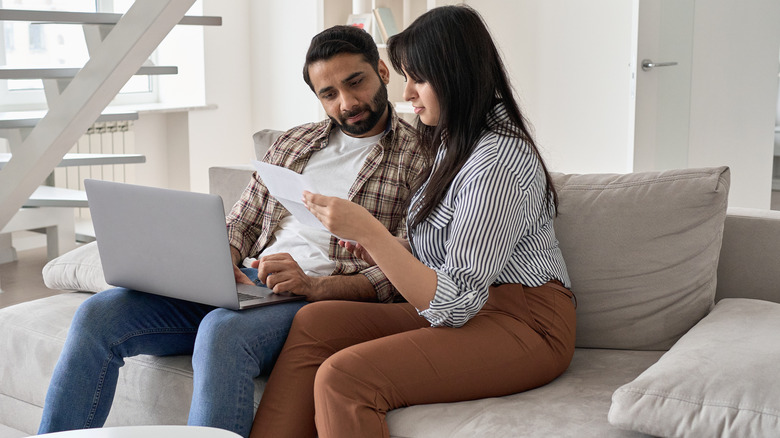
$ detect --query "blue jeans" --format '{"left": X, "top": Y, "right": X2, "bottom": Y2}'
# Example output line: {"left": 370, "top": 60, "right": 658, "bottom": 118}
{"left": 38, "top": 268, "right": 307, "bottom": 438}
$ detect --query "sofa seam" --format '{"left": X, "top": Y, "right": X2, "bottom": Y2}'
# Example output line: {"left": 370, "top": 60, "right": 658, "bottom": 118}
{"left": 558, "top": 172, "right": 722, "bottom": 191}
{"left": 616, "top": 387, "right": 780, "bottom": 418}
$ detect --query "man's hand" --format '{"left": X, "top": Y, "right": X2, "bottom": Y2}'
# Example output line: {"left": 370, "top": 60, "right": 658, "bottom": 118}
{"left": 252, "top": 253, "right": 323, "bottom": 299}
{"left": 234, "top": 264, "right": 255, "bottom": 285}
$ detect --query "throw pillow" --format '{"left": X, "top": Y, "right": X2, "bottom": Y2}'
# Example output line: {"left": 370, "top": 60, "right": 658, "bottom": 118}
{"left": 608, "top": 298, "right": 780, "bottom": 437}
{"left": 552, "top": 167, "right": 730, "bottom": 349}
{"left": 42, "top": 241, "right": 112, "bottom": 293}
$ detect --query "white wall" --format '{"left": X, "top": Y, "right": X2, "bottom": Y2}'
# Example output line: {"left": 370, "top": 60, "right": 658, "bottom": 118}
{"left": 467, "top": 0, "right": 637, "bottom": 174}
{"left": 249, "top": 0, "right": 323, "bottom": 132}
{"left": 687, "top": 0, "right": 780, "bottom": 208}
{"left": 182, "top": 0, "right": 255, "bottom": 194}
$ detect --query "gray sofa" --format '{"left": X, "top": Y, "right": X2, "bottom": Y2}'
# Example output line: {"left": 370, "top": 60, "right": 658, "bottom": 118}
{"left": 1, "top": 130, "right": 779, "bottom": 437}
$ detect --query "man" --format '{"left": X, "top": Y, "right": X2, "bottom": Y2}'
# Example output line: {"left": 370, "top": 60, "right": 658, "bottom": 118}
{"left": 38, "top": 25, "right": 426, "bottom": 438}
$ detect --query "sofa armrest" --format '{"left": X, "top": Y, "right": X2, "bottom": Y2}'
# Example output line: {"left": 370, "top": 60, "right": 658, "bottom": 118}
{"left": 716, "top": 207, "right": 780, "bottom": 304}
{"left": 208, "top": 165, "right": 254, "bottom": 215}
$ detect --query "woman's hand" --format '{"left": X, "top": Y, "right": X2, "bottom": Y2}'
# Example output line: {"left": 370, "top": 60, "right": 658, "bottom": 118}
{"left": 339, "top": 237, "right": 411, "bottom": 266}
{"left": 339, "top": 240, "right": 376, "bottom": 265}
{"left": 305, "top": 191, "right": 436, "bottom": 310}
{"left": 302, "top": 191, "right": 384, "bottom": 243}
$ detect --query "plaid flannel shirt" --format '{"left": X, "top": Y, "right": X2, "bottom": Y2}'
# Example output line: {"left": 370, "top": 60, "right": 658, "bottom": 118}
{"left": 226, "top": 107, "right": 427, "bottom": 302}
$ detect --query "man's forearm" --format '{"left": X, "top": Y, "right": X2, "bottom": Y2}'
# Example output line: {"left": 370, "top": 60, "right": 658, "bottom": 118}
{"left": 309, "top": 273, "right": 378, "bottom": 302}
{"left": 230, "top": 246, "right": 243, "bottom": 266}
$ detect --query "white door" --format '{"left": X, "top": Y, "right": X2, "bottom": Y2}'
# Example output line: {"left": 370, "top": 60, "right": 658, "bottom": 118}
{"left": 633, "top": 0, "right": 695, "bottom": 172}
{"left": 633, "top": 0, "right": 780, "bottom": 208}
{"left": 468, "top": 0, "right": 780, "bottom": 207}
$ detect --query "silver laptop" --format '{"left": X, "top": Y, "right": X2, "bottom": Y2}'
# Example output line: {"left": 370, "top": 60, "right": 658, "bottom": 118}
{"left": 84, "top": 179, "right": 305, "bottom": 310}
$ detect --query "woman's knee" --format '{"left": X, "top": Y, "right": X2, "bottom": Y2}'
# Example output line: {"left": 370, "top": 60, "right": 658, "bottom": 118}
{"left": 289, "top": 301, "right": 344, "bottom": 333}
{"left": 314, "top": 349, "right": 365, "bottom": 401}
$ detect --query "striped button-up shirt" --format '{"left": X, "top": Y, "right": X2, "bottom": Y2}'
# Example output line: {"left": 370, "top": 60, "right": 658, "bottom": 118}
{"left": 226, "top": 107, "right": 427, "bottom": 302}
{"left": 410, "top": 104, "right": 570, "bottom": 327}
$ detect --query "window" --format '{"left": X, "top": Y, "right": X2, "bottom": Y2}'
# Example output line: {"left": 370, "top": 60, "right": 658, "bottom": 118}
{"left": 0, "top": 0, "right": 159, "bottom": 110}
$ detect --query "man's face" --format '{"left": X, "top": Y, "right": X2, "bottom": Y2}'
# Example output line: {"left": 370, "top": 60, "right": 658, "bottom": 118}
{"left": 308, "top": 53, "right": 390, "bottom": 138}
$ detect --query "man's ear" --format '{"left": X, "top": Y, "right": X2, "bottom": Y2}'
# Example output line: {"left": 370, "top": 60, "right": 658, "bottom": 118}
{"left": 377, "top": 60, "right": 390, "bottom": 84}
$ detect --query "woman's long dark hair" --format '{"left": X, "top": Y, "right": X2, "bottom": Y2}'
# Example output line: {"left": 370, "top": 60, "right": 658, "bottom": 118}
{"left": 387, "top": 5, "right": 558, "bottom": 228}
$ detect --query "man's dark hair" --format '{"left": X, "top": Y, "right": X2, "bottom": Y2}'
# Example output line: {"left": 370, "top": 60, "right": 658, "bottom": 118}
{"left": 303, "top": 25, "right": 380, "bottom": 92}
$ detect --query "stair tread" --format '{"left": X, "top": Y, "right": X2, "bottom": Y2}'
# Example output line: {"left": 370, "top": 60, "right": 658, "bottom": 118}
{"left": 24, "top": 186, "right": 89, "bottom": 208}
{"left": 0, "top": 65, "right": 178, "bottom": 79}
{"left": 0, "top": 9, "right": 222, "bottom": 26}
{"left": 0, "top": 110, "right": 138, "bottom": 129}
{"left": 0, "top": 153, "right": 145, "bottom": 169}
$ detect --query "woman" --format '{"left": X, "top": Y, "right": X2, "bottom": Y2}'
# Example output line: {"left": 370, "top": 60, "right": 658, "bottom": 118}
{"left": 250, "top": 5, "right": 576, "bottom": 438}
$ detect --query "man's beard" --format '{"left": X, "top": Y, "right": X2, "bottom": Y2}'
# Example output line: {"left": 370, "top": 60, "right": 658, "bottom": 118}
{"left": 332, "top": 81, "right": 389, "bottom": 136}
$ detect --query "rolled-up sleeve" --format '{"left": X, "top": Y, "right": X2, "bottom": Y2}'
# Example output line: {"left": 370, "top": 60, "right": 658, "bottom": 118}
{"left": 417, "top": 160, "right": 539, "bottom": 327}
{"left": 225, "top": 172, "right": 269, "bottom": 261}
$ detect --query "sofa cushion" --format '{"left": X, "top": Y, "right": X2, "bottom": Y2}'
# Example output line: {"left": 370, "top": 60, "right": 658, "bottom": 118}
{"left": 42, "top": 241, "right": 111, "bottom": 292}
{"left": 552, "top": 167, "right": 730, "bottom": 350}
{"left": 608, "top": 298, "right": 780, "bottom": 437}
{"left": 388, "top": 348, "right": 662, "bottom": 438}
{"left": 252, "top": 129, "right": 283, "bottom": 160}
{"left": 208, "top": 165, "right": 255, "bottom": 215}
{"left": 0, "top": 293, "right": 266, "bottom": 435}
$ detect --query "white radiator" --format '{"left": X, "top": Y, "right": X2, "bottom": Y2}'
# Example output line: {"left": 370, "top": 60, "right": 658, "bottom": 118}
{"left": 53, "top": 120, "right": 136, "bottom": 220}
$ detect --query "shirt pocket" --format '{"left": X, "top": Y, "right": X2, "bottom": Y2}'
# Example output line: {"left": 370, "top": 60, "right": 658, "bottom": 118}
{"left": 424, "top": 201, "right": 455, "bottom": 229}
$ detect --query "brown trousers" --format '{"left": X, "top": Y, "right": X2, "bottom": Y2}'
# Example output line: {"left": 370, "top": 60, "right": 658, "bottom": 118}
{"left": 249, "top": 282, "right": 576, "bottom": 438}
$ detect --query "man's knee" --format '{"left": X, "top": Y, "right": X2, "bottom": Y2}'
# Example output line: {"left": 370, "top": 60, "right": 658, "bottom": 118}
{"left": 194, "top": 308, "right": 240, "bottom": 354}
{"left": 72, "top": 288, "right": 130, "bottom": 329}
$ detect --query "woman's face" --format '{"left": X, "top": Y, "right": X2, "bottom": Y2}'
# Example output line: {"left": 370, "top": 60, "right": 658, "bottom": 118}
{"left": 401, "top": 68, "right": 440, "bottom": 126}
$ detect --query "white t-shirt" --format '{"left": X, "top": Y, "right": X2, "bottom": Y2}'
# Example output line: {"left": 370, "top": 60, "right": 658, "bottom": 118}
{"left": 258, "top": 128, "right": 383, "bottom": 276}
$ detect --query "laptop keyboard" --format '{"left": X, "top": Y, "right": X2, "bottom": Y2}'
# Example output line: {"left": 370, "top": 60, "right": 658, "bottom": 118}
{"left": 236, "top": 283, "right": 271, "bottom": 302}
{"left": 238, "top": 291, "right": 264, "bottom": 302}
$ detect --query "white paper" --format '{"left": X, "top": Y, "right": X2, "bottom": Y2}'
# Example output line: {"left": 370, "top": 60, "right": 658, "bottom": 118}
{"left": 252, "top": 160, "right": 326, "bottom": 230}
{"left": 251, "top": 161, "right": 356, "bottom": 244}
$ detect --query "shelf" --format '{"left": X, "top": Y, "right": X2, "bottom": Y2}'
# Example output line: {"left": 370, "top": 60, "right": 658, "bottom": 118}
{"left": 24, "top": 186, "right": 89, "bottom": 208}
{"left": 0, "top": 9, "right": 222, "bottom": 26}
{"left": 0, "top": 109, "right": 138, "bottom": 129}
{"left": 0, "top": 66, "right": 178, "bottom": 80}
{"left": 0, "top": 153, "right": 145, "bottom": 169}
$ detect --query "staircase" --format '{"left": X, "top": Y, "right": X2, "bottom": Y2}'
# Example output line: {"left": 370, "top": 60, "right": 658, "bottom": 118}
{"left": 0, "top": 1, "right": 221, "bottom": 288}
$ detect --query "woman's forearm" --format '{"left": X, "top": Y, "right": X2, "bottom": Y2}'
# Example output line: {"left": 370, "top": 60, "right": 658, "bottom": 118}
{"left": 360, "top": 225, "right": 437, "bottom": 310}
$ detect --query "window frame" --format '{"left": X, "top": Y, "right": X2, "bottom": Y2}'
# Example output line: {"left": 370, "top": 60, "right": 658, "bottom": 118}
{"left": 0, "top": 0, "right": 160, "bottom": 111}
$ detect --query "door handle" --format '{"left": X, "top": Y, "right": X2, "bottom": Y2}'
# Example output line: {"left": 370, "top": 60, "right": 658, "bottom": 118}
{"left": 641, "top": 59, "right": 678, "bottom": 71}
